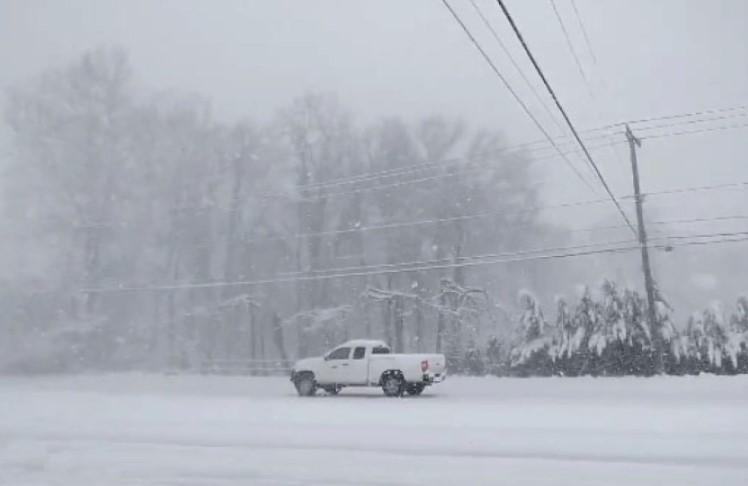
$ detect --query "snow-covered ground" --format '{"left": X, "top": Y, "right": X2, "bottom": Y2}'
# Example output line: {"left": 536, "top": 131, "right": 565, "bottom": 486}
{"left": 1, "top": 374, "right": 746, "bottom": 485}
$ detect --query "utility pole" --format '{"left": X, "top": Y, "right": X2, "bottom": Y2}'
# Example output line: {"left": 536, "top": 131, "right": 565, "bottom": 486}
{"left": 625, "top": 124, "right": 664, "bottom": 373}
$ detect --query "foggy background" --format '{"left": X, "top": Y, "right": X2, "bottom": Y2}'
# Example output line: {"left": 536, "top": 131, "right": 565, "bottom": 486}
{"left": 1, "top": 0, "right": 747, "bottom": 372}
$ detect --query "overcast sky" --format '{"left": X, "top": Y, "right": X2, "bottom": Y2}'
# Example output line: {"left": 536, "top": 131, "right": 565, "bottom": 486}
{"left": 2, "top": 0, "right": 748, "bottom": 311}
{"left": 2, "top": 0, "right": 747, "bottom": 218}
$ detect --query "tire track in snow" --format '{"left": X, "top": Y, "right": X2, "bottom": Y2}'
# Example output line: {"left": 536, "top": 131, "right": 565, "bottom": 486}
{"left": 6, "top": 431, "right": 747, "bottom": 471}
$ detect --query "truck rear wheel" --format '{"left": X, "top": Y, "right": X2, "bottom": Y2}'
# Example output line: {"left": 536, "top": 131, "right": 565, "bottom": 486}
{"left": 381, "top": 372, "right": 404, "bottom": 397}
{"left": 405, "top": 383, "right": 425, "bottom": 396}
{"left": 294, "top": 373, "right": 316, "bottom": 397}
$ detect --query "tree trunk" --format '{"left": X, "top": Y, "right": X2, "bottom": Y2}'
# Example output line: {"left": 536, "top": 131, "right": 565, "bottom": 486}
{"left": 436, "top": 280, "right": 446, "bottom": 353}
{"left": 249, "top": 303, "right": 257, "bottom": 362}
{"left": 258, "top": 311, "right": 266, "bottom": 375}
{"left": 414, "top": 297, "right": 424, "bottom": 352}
{"left": 167, "top": 290, "right": 175, "bottom": 369}
{"left": 221, "top": 155, "right": 245, "bottom": 362}
{"left": 272, "top": 312, "right": 289, "bottom": 367}
{"left": 363, "top": 301, "right": 372, "bottom": 337}
{"left": 382, "top": 300, "right": 394, "bottom": 346}
{"left": 295, "top": 158, "right": 308, "bottom": 358}
{"left": 393, "top": 295, "right": 405, "bottom": 353}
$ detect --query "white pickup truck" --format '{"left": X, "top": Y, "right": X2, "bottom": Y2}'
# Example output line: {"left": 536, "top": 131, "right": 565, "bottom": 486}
{"left": 290, "top": 339, "right": 446, "bottom": 397}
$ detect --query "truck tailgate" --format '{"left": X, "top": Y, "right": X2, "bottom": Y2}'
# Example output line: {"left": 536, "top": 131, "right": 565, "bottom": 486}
{"left": 415, "top": 354, "right": 446, "bottom": 380}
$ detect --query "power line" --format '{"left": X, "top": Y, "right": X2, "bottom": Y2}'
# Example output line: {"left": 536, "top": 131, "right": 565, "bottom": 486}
{"left": 640, "top": 180, "right": 748, "bottom": 199}
{"left": 88, "top": 178, "right": 748, "bottom": 241}
{"left": 504, "top": 106, "right": 748, "bottom": 149}
{"left": 494, "top": 0, "right": 637, "bottom": 236}
{"left": 468, "top": 0, "right": 565, "bottom": 132}
{"left": 289, "top": 137, "right": 597, "bottom": 198}
{"left": 245, "top": 195, "right": 613, "bottom": 245}
{"left": 548, "top": 0, "right": 629, "bottom": 183}
{"left": 270, "top": 106, "right": 747, "bottom": 198}
{"left": 603, "top": 103, "right": 748, "bottom": 130}
{"left": 574, "top": 104, "right": 748, "bottom": 136}
{"left": 548, "top": 0, "right": 628, "bottom": 184}
{"left": 639, "top": 120, "right": 748, "bottom": 141}
{"left": 569, "top": 0, "right": 597, "bottom": 64}
{"left": 161, "top": 104, "right": 748, "bottom": 207}
{"left": 81, "top": 231, "right": 748, "bottom": 294}
{"left": 661, "top": 234, "right": 748, "bottom": 249}
{"left": 276, "top": 237, "right": 638, "bottom": 277}
{"left": 271, "top": 214, "right": 748, "bottom": 278}
{"left": 305, "top": 105, "right": 748, "bottom": 196}
{"left": 290, "top": 138, "right": 621, "bottom": 202}
{"left": 275, "top": 129, "right": 612, "bottom": 197}
{"left": 625, "top": 109, "right": 748, "bottom": 135}
{"left": 549, "top": 0, "right": 590, "bottom": 89}
{"left": 243, "top": 180, "right": 748, "bottom": 245}
{"left": 439, "top": 0, "right": 596, "bottom": 191}
{"left": 651, "top": 214, "right": 748, "bottom": 227}
{"left": 663, "top": 229, "right": 748, "bottom": 241}
{"left": 81, "top": 243, "right": 640, "bottom": 293}
{"left": 285, "top": 121, "right": 638, "bottom": 195}
{"left": 146, "top": 111, "right": 748, "bottom": 214}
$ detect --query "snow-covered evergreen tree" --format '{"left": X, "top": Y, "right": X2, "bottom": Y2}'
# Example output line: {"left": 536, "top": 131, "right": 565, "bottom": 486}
{"left": 726, "top": 297, "right": 748, "bottom": 372}
{"left": 686, "top": 305, "right": 729, "bottom": 372}
{"left": 621, "top": 289, "right": 651, "bottom": 347}
{"left": 564, "top": 287, "right": 598, "bottom": 375}
{"left": 654, "top": 294, "right": 689, "bottom": 374}
{"left": 553, "top": 296, "right": 578, "bottom": 360}
{"left": 510, "top": 291, "right": 556, "bottom": 375}
{"left": 588, "top": 281, "right": 625, "bottom": 356}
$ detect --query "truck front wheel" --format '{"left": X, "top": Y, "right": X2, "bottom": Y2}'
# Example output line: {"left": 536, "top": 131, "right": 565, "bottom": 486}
{"left": 405, "top": 383, "right": 425, "bottom": 396}
{"left": 381, "top": 372, "right": 404, "bottom": 397}
{"left": 294, "top": 373, "right": 317, "bottom": 397}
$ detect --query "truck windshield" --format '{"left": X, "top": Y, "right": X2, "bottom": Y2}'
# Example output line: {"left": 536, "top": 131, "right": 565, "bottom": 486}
{"left": 328, "top": 347, "right": 351, "bottom": 360}
{"left": 371, "top": 346, "right": 390, "bottom": 354}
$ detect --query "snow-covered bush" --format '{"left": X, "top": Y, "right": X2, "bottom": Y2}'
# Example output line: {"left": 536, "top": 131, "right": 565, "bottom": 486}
{"left": 484, "top": 335, "right": 508, "bottom": 375}
{"left": 463, "top": 340, "right": 485, "bottom": 376}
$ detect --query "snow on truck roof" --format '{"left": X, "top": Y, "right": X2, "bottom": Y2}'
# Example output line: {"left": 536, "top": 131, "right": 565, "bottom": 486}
{"left": 338, "top": 339, "right": 388, "bottom": 348}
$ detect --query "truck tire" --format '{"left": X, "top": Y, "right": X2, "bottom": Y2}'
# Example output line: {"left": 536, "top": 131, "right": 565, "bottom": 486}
{"left": 405, "top": 383, "right": 425, "bottom": 396}
{"left": 381, "top": 371, "right": 404, "bottom": 397}
{"left": 294, "top": 372, "right": 316, "bottom": 397}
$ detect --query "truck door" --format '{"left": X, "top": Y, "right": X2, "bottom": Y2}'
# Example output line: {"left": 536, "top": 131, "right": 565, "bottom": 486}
{"left": 318, "top": 346, "right": 351, "bottom": 384}
{"left": 338, "top": 346, "right": 368, "bottom": 385}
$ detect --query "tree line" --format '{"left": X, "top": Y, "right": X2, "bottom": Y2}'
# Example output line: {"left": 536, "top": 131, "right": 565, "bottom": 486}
{"left": 2, "top": 48, "right": 745, "bottom": 377}
{"left": 469, "top": 283, "right": 748, "bottom": 377}
{"left": 0, "top": 48, "right": 553, "bottom": 372}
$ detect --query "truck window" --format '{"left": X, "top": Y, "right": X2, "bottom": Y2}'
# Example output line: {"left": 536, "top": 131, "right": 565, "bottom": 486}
{"left": 352, "top": 347, "right": 366, "bottom": 359}
{"left": 328, "top": 347, "right": 351, "bottom": 360}
{"left": 371, "top": 346, "right": 390, "bottom": 355}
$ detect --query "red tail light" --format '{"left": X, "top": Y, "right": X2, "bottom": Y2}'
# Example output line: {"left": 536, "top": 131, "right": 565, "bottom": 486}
{"left": 421, "top": 360, "right": 429, "bottom": 372}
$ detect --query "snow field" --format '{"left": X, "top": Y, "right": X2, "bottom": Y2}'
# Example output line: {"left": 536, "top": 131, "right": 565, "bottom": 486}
{"left": 1, "top": 374, "right": 747, "bottom": 485}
